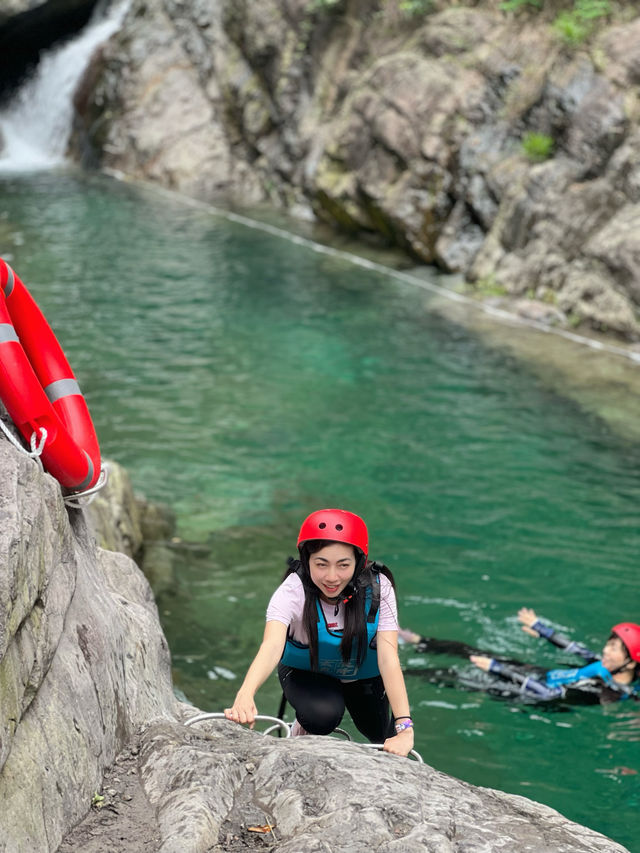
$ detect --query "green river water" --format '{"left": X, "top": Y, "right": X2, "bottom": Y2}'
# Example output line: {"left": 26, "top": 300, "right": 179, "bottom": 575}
{"left": 1, "top": 171, "right": 638, "bottom": 850}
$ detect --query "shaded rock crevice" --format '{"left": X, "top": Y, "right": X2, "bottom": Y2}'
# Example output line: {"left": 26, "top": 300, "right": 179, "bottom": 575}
{"left": 0, "top": 0, "right": 102, "bottom": 102}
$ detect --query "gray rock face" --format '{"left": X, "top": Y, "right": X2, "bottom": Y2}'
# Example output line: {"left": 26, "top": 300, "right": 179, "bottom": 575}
{"left": 0, "top": 440, "right": 177, "bottom": 853}
{"left": 73, "top": 0, "right": 264, "bottom": 202}
{"left": 71, "top": 0, "right": 640, "bottom": 339}
{"left": 98, "top": 717, "right": 631, "bottom": 853}
{"left": 86, "top": 458, "right": 145, "bottom": 558}
{"left": 86, "top": 458, "right": 177, "bottom": 593}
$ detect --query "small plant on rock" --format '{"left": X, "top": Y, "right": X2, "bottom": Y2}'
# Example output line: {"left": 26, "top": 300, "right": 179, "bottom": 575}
{"left": 500, "top": 0, "right": 543, "bottom": 10}
{"left": 475, "top": 275, "right": 507, "bottom": 297}
{"left": 521, "top": 131, "right": 554, "bottom": 162}
{"left": 91, "top": 792, "right": 105, "bottom": 809}
{"left": 398, "top": 0, "right": 434, "bottom": 15}
{"left": 553, "top": 0, "right": 612, "bottom": 45}
{"left": 553, "top": 10, "right": 590, "bottom": 43}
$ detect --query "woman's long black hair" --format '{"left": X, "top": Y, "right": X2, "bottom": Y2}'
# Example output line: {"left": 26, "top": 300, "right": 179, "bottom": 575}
{"left": 283, "top": 539, "right": 396, "bottom": 672}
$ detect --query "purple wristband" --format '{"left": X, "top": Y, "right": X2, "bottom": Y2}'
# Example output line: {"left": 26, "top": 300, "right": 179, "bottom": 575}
{"left": 394, "top": 719, "right": 413, "bottom": 733}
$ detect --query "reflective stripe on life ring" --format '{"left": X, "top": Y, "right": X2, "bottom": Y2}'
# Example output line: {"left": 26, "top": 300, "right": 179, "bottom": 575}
{"left": 0, "top": 258, "right": 101, "bottom": 491}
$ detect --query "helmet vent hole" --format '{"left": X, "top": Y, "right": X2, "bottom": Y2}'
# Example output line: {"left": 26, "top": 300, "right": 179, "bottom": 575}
{"left": 318, "top": 522, "right": 326, "bottom": 529}
{"left": 335, "top": 524, "right": 343, "bottom": 531}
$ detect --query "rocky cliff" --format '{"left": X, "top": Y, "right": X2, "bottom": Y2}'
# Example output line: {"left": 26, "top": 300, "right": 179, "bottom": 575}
{"left": 68, "top": 0, "right": 640, "bottom": 340}
{"left": 0, "top": 436, "right": 178, "bottom": 852}
{"left": 0, "top": 431, "right": 632, "bottom": 852}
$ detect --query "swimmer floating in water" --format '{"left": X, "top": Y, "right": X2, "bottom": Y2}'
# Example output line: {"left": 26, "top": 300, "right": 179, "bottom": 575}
{"left": 400, "top": 608, "right": 640, "bottom": 705}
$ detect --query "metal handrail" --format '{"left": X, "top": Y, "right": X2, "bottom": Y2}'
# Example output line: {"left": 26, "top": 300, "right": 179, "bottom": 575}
{"left": 358, "top": 743, "right": 424, "bottom": 763}
{"left": 331, "top": 727, "right": 352, "bottom": 740}
{"left": 184, "top": 713, "right": 423, "bottom": 760}
{"left": 184, "top": 711, "right": 291, "bottom": 738}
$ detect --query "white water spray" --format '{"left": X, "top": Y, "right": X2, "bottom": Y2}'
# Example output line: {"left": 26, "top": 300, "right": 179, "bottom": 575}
{"left": 0, "top": 0, "right": 129, "bottom": 171}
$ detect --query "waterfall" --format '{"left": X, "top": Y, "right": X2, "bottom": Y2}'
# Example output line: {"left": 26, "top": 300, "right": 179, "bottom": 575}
{"left": 0, "top": 0, "right": 130, "bottom": 171}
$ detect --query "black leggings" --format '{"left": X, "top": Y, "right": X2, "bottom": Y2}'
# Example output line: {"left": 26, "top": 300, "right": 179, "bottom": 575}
{"left": 278, "top": 664, "right": 394, "bottom": 742}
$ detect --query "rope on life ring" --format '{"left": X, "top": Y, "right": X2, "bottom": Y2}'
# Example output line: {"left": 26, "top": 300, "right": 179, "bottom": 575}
{"left": 0, "top": 258, "right": 103, "bottom": 493}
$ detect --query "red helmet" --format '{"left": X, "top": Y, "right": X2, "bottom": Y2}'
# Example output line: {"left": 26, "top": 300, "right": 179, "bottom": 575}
{"left": 612, "top": 623, "right": 640, "bottom": 663}
{"left": 297, "top": 509, "right": 368, "bottom": 560}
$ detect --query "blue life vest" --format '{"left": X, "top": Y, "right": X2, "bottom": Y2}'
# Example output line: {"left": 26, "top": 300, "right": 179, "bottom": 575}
{"left": 546, "top": 660, "right": 614, "bottom": 688}
{"left": 546, "top": 661, "right": 639, "bottom": 701}
{"left": 280, "top": 579, "right": 380, "bottom": 680}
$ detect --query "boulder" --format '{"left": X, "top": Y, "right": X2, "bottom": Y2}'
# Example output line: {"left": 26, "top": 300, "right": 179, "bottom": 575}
{"left": 59, "top": 717, "right": 631, "bottom": 853}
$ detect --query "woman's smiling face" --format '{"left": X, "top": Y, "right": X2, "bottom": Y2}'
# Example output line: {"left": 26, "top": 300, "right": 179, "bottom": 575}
{"left": 308, "top": 542, "right": 357, "bottom": 602}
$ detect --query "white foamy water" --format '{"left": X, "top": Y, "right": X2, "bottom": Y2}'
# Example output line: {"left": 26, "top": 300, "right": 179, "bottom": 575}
{"left": 0, "top": 0, "right": 129, "bottom": 171}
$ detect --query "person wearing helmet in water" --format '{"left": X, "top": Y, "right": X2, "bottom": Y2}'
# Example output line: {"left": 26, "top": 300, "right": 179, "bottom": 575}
{"left": 224, "top": 509, "right": 414, "bottom": 756}
{"left": 400, "top": 609, "right": 639, "bottom": 704}
{"left": 469, "top": 608, "right": 640, "bottom": 702}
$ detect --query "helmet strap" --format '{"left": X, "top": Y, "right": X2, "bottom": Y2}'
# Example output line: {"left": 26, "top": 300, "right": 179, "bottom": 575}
{"left": 607, "top": 656, "right": 635, "bottom": 678}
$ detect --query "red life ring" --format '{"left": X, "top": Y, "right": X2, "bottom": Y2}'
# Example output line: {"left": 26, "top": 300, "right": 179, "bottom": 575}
{"left": 0, "top": 259, "right": 101, "bottom": 491}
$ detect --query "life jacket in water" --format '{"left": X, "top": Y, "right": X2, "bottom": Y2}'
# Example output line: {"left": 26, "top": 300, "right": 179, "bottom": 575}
{"left": 280, "top": 574, "right": 381, "bottom": 679}
{"left": 545, "top": 660, "right": 613, "bottom": 688}
{"left": 487, "top": 659, "right": 639, "bottom": 703}
{"left": 546, "top": 660, "right": 639, "bottom": 700}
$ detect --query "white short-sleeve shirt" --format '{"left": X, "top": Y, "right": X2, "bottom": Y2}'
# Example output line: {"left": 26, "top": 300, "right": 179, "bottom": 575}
{"left": 266, "top": 572, "right": 398, "bottom": 644}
